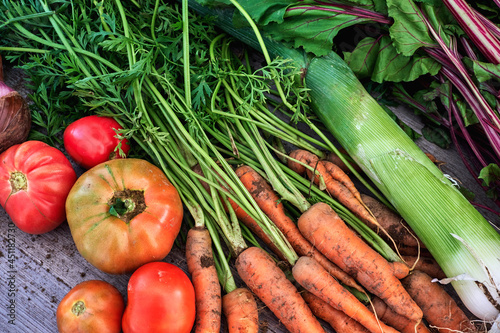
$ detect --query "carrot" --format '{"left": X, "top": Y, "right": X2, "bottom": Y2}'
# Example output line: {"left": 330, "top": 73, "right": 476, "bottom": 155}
{"left": 402, "top": 255, "right": 446, "bottom": 280}
{"left": 192, "top": 164, "right": 286, "bottom": 260}
{"left": 297, "top": 202, "right": 423, "bottom": 322}
{"left": 289, "top": 149, "right": 361, "bottom": 201}
{"left": 370, "top": 296, "right": 430, "bottom": 333}
{"left": 235, "top": 165, "right": 364, "bottom": 292}
{"left": 228, "top": 197, "right": 287, "bottom": 260}
{"left": 361, "top": 194, "right": 424, "bottom": 249}
{"left": 186, "top": 227, "right": 222, "bottom": 333}
{"left": 301, "top": 290, "right": 371, "bottom": 333}
{"left": 324, "top": 148, "right": 362, "bottom": 174}
{"left": 401, "top": 270, "right": 477, "bottom": 333}
{"left": 292, "top": 256, "right": 399, "bottom": 333}
{"left": 288, "top": 149, "right": 377, "bottom": 227}
{"left": 235, "top": 246, "right": 326, "bottom": 333}
{"left": 390, "top": 261, "right": 410, "bottom": 279}
{"left": 321, "top": 160, "right": 362, "bottom": 203}
{"left": 222, "top": 287, "right": 259, "bottom": 333}
{"left": 394, "top": 244, "right": 434, "bottom": 257}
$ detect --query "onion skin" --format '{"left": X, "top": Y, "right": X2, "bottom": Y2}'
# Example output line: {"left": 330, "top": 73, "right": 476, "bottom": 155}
{"left": 0, "top": 90, "right": 31, "bottom": 153}
{"left": 0, "top": 56, "right": 31, "bottom": 153}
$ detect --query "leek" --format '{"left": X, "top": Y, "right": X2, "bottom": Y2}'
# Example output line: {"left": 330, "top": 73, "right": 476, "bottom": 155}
{"left": 189, "top": 0, "right": 500, "bottom": 323}
{"left": 306, "top": 50, "right": 500, "bottom": 322}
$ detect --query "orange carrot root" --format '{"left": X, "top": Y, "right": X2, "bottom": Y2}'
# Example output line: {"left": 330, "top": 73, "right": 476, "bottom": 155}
{"left": 236, "top": 165, "right": 363, "bottom": 292}
{"left": 360, "top": 194, "right": 424, "bottom": 249}
{"left": 321, "top": 160, "right": 362, "bottom": 202}
{"left": 298, "top": 202, "right": 423, "bottom": 322}
{"left": 324, "top": 149, "right": 363, "bottom": 174}
{"left": 235, "top": 247, "right": 325, "bottom": 333}
{"left": 401, "top": 270, "right": 477, "bottom": 333}
{"left": 186, "top": 227, "right": 222, "bottom": 333}
{"left": 192, "top": 164, "right": 285, "bottom": 260}
{"left": 292, "top": 256, "right": 399, "bottom": 333}
{"left": 394, "top": 244, "right": 434, "bottom": 257}
{"left": 402, "top": 255, "right": 446, "bottom": 280}
{"left": 370, "top": 296, "right": 430, "bottom": 333}
{"left": 222, "top": 287, "right": 259, "bottom": 333}
{"left": 288, "top": 149, "right": 377, "bottom": 226}
{"left": 390, "top": 261, "right": 410, "bottom": 280}
{"left": 301, "top": 290, "right": 370, "bottom": 333}
{"left": 228, "top": 197, "right": 287, "bottom": 261}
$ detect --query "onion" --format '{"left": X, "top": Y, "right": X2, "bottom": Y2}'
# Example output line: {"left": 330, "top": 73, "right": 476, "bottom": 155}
{"left": 0, "top": 55, "right": 31, "bottom": 153}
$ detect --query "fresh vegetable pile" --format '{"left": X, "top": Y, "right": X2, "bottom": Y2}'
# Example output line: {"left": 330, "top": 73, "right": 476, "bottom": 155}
{"left": 202, "top": 0, "right": 500, "bottom": 205}
{"left": 0, "top": 0, "right": 499, "bottom": 332}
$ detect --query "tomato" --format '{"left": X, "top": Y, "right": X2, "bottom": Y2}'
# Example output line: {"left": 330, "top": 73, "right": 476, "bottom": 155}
{"left": 63, "top": 115, "right": 130, "bottom": 170}
{"left": 56, "top": 280, "right": 124, "bottom": 333}
{"left": 65, "top": 158, "right": 183, "bottom": 274}
{"left": 122, "top": 262, "right": 196, "bottom": 333}
{"left": 0, "top": 140, "right": 77, "bottom": 234}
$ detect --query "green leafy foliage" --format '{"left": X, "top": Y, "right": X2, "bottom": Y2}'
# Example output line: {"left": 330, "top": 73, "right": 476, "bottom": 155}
{"left": 386, "top": 0, "right": 435, "bottom": 56}
{"left": 266, "top": 7, "right": 372, "bottom": 56}
{"left": 421, "top": 125, "right": 451, "bottom": 149}
{"left": 344, "top": 35, "right": 440, "bottom": 82}
{"left": 479, "top": 164, "right": 500, "bottom": 200}
{"left": 479, "top": 164, "right": 500, "bottom": 187}
{"left": 231, "top": 0, "right": 291, "bottom": 25}
{"left": 464, "top": 58, "right": 500, "bottom": 83}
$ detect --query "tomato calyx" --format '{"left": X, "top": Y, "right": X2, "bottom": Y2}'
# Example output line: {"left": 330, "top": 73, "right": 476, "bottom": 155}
{"left": 108, "top": 189, "right": 146, "bottom": 223}
{"left": 9, "top": 171, "right": 27, "bottom": 193}
{"left": 71, "top": 300, "right": 86, "bottom": 316}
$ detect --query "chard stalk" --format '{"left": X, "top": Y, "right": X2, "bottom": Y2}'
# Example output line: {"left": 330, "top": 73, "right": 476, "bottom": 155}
{"left": 441, "top": 0, "right": 500, "bottom": 65}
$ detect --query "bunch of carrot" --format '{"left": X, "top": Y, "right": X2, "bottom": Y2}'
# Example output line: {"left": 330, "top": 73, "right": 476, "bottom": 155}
{"left": 231, "top": 161, "right": 477, "bottom": 333}
{"left": 170, "top": 25, "right": 480, "bottom": 331}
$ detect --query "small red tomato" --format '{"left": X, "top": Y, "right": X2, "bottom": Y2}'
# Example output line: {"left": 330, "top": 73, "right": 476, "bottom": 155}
{"left": 63, "top": 115, "right": 130, "bottom": 169}
{"left": 57, "top": 280, "right": 124, "bottom": 333}
{"left": 122, "top": 262, "right": 196, "bottom": 333}
{"left": 0, "top": 140, "right": 77, "bottom": 234}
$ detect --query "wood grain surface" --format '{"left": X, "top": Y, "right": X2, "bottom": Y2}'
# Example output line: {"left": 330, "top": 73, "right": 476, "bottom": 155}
{"left": 1, "top": 62, "right": 498, "bottom": 333}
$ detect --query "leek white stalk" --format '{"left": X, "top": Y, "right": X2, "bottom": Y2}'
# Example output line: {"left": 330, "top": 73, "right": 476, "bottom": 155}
{"left": 305, "top": 51, "right": 500, "bottom": 321}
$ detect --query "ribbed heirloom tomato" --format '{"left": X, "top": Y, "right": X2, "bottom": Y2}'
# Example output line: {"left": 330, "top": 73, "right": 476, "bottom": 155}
{"left": 57, "top": 280, "right": 124, "bottom": 333}
{"left": 0, "top": 140, "right": 77, "bottom": 234}
{"left": 122, "top": 262, "right": 196, "bottom": 333}
{"left": 65, "top": 158, "right": 183, "bottom": 274}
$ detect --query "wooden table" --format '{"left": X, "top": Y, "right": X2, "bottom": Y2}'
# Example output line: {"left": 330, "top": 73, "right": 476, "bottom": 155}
{"left": 1, "top": 64, "right": 498, "bottom": 333}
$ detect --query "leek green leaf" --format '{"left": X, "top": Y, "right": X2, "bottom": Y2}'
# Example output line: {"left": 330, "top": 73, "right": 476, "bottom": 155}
{"left": 380, "top": 104, "right": 422, "bottom": 141}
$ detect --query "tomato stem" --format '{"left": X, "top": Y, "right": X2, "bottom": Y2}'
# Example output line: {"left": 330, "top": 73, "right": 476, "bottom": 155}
{"left": 9, "top": 171, "right": 27, "bottom": 193}
{"left": 71, "top": 300, "right": 86, "bottom": 316}
{"left": 108, "top": 189, "right": 145, "bottom": 223}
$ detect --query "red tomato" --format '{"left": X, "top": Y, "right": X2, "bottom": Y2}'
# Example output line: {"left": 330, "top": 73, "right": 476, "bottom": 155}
{"left": 122, "top": 262, "right": 196, "bottom": 333}
{"left": 0, "top": 140, "right": 77, "bottom": 234}
{"left": 65, "top": 158, "right": 183, "bottom": 274}
{"left": 63, "top": 115, "right": 130, "bottom": 169}
{"left": 57, "top": 280, "right": 125, "bottom": 333}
